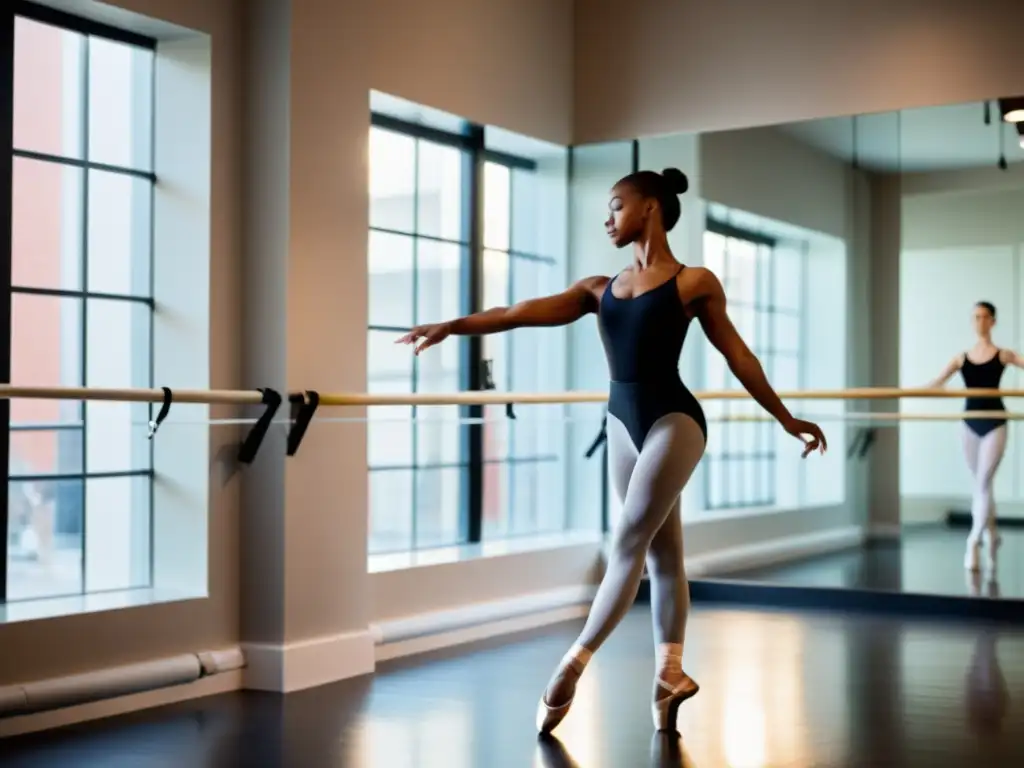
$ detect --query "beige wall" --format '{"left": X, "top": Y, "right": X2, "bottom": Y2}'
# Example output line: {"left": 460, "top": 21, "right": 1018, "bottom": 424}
{"left": 574, "top": 0, "right": 1024, "bottom": 143}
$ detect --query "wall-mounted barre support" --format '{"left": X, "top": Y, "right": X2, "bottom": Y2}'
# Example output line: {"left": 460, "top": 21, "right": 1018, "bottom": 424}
{"left": 287, "top": 391, "right": 320, "bottom": 456}
{"left": 238, "top": 389, "right": 283, "bottom": 464}
{"left": 147, "top": 387, "right": 173, "bottom": 439}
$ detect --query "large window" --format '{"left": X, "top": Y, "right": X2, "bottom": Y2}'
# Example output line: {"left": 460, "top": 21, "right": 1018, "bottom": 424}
{"left": 367, "top": 102, "right": 567, "bottom": 554}
{"left": 702, "top": 219, "right": 803, "bottom": 510}
{"left": 2, "top": 5, "right": 156, "bottom": 602}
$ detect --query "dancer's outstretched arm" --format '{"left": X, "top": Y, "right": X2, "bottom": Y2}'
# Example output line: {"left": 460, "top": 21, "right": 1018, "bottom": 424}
{"left": 689, "top": 267, "right": 827, "bottom": 458}
{"left": 396, "top": 275, "right": 607, "bottom": 355}
{"left": 928, "top": 353, "right": 965, "bottom": 388}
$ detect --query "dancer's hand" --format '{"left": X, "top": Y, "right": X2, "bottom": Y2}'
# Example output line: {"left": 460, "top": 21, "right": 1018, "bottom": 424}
{"left": 783, "top": 417, "right": 827, "bottom": 458}
{"left": 396, "top": 322, "right": 453, "bottom": 355}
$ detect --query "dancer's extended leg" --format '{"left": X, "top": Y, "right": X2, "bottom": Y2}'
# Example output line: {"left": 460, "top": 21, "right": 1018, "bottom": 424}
{"left": 537, "top": 412, "right": 704, "bottom": 732}
{"left": 962, "top": 424, "right": 1007, "bottom": 570}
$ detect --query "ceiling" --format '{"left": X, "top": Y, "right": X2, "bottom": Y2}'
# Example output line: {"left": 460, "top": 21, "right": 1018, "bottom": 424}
{"left": 776, "top": 102, "right": 1024, "bottom": 173}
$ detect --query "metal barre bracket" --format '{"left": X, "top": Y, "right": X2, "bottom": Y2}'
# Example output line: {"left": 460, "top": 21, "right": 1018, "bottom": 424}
{"left": 480, "top": 359, "right": 516, "bottom": 419}
{"left": 584, "top": 412, "right": 608, "bottom": 459}
{"left": 287, "top": 391, "right": 320, "bottom": 456}
{"left": 147, "top": 387, "right": 173, "bottom": 439}
{"left": 846, "top": 427, "right": 876, "bottom": 460}
{"left": 238, "top": 388, "right": 283, "bottom": 464}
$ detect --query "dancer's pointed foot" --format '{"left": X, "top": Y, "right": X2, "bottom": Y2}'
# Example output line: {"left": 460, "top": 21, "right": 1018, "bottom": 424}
{"left": 652, "top": 644, "right": 699, "bottom": 732}
{"left": 536, "top": 644, "right": 592, "bottom": 733}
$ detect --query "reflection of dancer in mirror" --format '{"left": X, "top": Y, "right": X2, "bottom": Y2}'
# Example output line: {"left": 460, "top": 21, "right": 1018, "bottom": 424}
{"left": 397, "top": 167, "right": 827, "bottom": 733}
{"left": 928, "top": 301, "right": 1024, "bottom": 572}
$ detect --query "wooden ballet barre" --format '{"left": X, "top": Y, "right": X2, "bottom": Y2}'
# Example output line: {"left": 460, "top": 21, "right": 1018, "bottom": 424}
{"left": 312, "top": 387, "right": 1020, "bottom": 407}
{"left": 707, "top": 410, "right": 1022, "bottom": 423}
{"left": 0, "top": 384, "right": 265, "bottom": 405}
{"left": 0, "top": 384, "right": 1020, "bottom": 406}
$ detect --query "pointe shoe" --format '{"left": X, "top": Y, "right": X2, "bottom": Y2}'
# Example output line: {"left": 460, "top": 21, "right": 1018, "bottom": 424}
{"left": 652, "top": 671, "right": 699, "bottom": 732}
{"left": 964, "top": 540, "right": 980, "bottom": 572}
{"left": 985, "top": 529, "right": 1002, "bottom": 571}
{"left": 536, "top": 644, "right": 591, "bottom": 734}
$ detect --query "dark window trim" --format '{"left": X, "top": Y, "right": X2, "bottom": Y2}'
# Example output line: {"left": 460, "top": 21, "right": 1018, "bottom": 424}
{"left": 368, "top": 112, "right": 553, "bottom": 552}
{"left": 14, "top": 1, "right": 157, "bottom": 50}
{"left": 703, "top": 220, "right": 795, "bottom": 511}
{"left": 370, "top": 112, "right": 537, "bottom": 171}
{"left": 3, "top": 7, "right": 157, "bottom": 603}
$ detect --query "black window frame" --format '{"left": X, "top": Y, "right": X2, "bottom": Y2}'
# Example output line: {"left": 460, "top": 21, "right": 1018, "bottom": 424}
{"left": 702, "top": 217, "right": 801, "bottom": 511}
{"left": 368, "top": 111, "right": 564, "bottom": 554}
{"left": 1, "top": 2, "right": 158, "bottom": 603}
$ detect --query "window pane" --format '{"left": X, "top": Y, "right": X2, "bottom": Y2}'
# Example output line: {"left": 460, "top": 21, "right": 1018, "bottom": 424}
{"left": 88, "top": 38, "right": 153, "bottom": 169}
{"left": 510, "top": 167, "right": 540, "bottom": 255}
{"left": 509, "top": 461, "right": 540, "bottom": 534}
{"left": 773, "top": 314, "right": 801, "bottom": 355}
{"left": 7, "top": 478, "right": 84, "bottom": 601}
{"left": 745, "top": 459, "right": 760, "bottom": 504}
{"left": 369, "top": 470, "right": 412, "bottom": 554}
{"left": 774, "top": 355, "right": 800, "bottom": 390}
{"left": 773, "top": 246, "right": 803, "bottom": 311}
{"left": 368, "top": 230, "right": 414, "bottom": 328}
{"left": 12, "top": 157, "right": 83, "bottom": 291}
{"left": 10, "top": 293, "right": 82, "bottom": 430}
{"left": 482, "top": 461, "right": 509, "bottom": 537}
{"left": 11, "top": 428, "right": 83, "bottom": 477}
{"left": 725, "top": 237, "right": 757, "bottom": 305}
{"left": 87, "top": 170, "right": 152, "bottom": 295}
{"left": 707, "top": 460, "right": 724, "bottom": 508}
{"left": 13, "top": 18, "right": 84, "bottom": 159}
{"left": 369, "top": 127, "right": 415, "bottom": 232}
{"left": 415, "top": 467, "right": 462, "bottom": 548}
{"left": 11, "top": 293, "right": 82, "bottom": 387}
{"left": 84, "top": 300, "right": 150, "bottom": 473}
{"left": 703, "top": 231, "right": 726, "bottom": 278}
{"left": 367, "top": 331, "right": 413, "bottom": 467}
{"left": 84, "top": 474, "right": 150, "bottom": 591}
{"left": 416, "top": 240, "right": 463, "bottom": 325}
{"left": 483, "top": 162, "right": 510, "bottom": 251}
{"left": 416, "top": 141, "right": 464, "bottom": 241}
{"left": 756, "top": 244, "right": 772, "bottom": 305}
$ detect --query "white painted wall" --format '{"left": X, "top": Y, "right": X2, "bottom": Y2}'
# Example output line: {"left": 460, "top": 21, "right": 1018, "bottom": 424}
{"left": 899, "top": 183, "right": 1024, "bottom": 521}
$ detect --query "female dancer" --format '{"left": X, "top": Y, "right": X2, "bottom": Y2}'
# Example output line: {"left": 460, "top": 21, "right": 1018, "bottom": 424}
{"left": 397, "top": 167, "right": 827, "bottom": 733}
{"left": 928, "top": 301, "right": 1024, "bottom": 571}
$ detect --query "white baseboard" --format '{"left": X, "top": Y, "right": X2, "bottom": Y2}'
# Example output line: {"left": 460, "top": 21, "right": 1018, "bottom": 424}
{"left": 376, "top": 604, "right": 589, "bottom": 662}
{"left": 243, "top": 629, "right": 375, "bottom": 693}
{"left": 0, "top": 669, "right": 243, "bottom": 738}
{"left": 685, "top": 525, "right": 864, "bottom": 577}
{"left": 370, "top": 585, "right": 597, "bottom": 661}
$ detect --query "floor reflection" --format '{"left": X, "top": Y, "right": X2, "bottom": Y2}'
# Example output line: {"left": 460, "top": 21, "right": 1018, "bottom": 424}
{"left": 534, "top": 732, "right": 698, "bottom": 768}
{"left": 3, "top": 606, "right": 1024, "bottom": 766}
{"left": 725, "top": 525, "right": 1024, "bottom": 599}
{"left": 966, "top": 627, "right": 1009, "bottom": 735}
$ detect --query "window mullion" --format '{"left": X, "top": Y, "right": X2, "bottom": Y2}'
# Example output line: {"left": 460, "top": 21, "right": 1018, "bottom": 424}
{"left": 0, "top": 11, "right": 15, "bottom": 603}
{"left": 463, "top": 125, "right": 485, "bottom": 544}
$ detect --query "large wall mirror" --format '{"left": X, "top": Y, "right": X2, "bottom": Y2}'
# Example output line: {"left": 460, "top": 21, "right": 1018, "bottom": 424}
{"left": 571, "top": 98, "right": 1024, "bottom": 604}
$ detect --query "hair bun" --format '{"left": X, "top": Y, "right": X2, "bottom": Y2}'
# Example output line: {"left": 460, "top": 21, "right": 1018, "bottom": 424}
{"left": 661, "top": 167, "right": 688, "bottom": 195}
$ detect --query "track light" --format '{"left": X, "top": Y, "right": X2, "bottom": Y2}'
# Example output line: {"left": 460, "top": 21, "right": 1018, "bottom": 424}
{"left": 999, "top": 97, "right": 1024, "bottom": 123}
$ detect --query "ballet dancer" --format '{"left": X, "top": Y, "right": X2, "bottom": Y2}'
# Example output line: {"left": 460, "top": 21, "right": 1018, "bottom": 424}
{"left": 397, "top": 167, "right": 827, "bottom": 733}
{"left": 928, "top": 301, "right": 1024, "bottom": 572}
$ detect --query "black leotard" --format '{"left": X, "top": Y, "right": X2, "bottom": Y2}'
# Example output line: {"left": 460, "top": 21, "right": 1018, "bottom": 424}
{"left": 961, "top": 351, "right": 1006, "bottom": 437}
{"left": 597, "top": 266, "right": 707, "bottom": 451}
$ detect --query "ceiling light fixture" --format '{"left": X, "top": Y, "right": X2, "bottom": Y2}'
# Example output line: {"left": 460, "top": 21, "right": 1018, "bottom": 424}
{"left": 999, "top": 97, "right": 1024, "bottom": 123}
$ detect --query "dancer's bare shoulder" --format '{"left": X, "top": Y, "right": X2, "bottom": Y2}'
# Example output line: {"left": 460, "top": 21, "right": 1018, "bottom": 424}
{"left": 676, "top": 266, "right": 721, "bottom": 317}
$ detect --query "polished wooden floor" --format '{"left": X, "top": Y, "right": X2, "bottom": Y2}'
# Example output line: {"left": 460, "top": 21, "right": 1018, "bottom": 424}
{"left": 726, "top": 525, "right": 1024, "bottom": 599}
{"left": 3, "top": 605, "right": 1023, "bottom": 766}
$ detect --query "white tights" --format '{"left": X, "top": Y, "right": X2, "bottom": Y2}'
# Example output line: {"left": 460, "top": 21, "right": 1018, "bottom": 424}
{"left": 961, "top": 424, "right": 1007, "bottom": 547}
